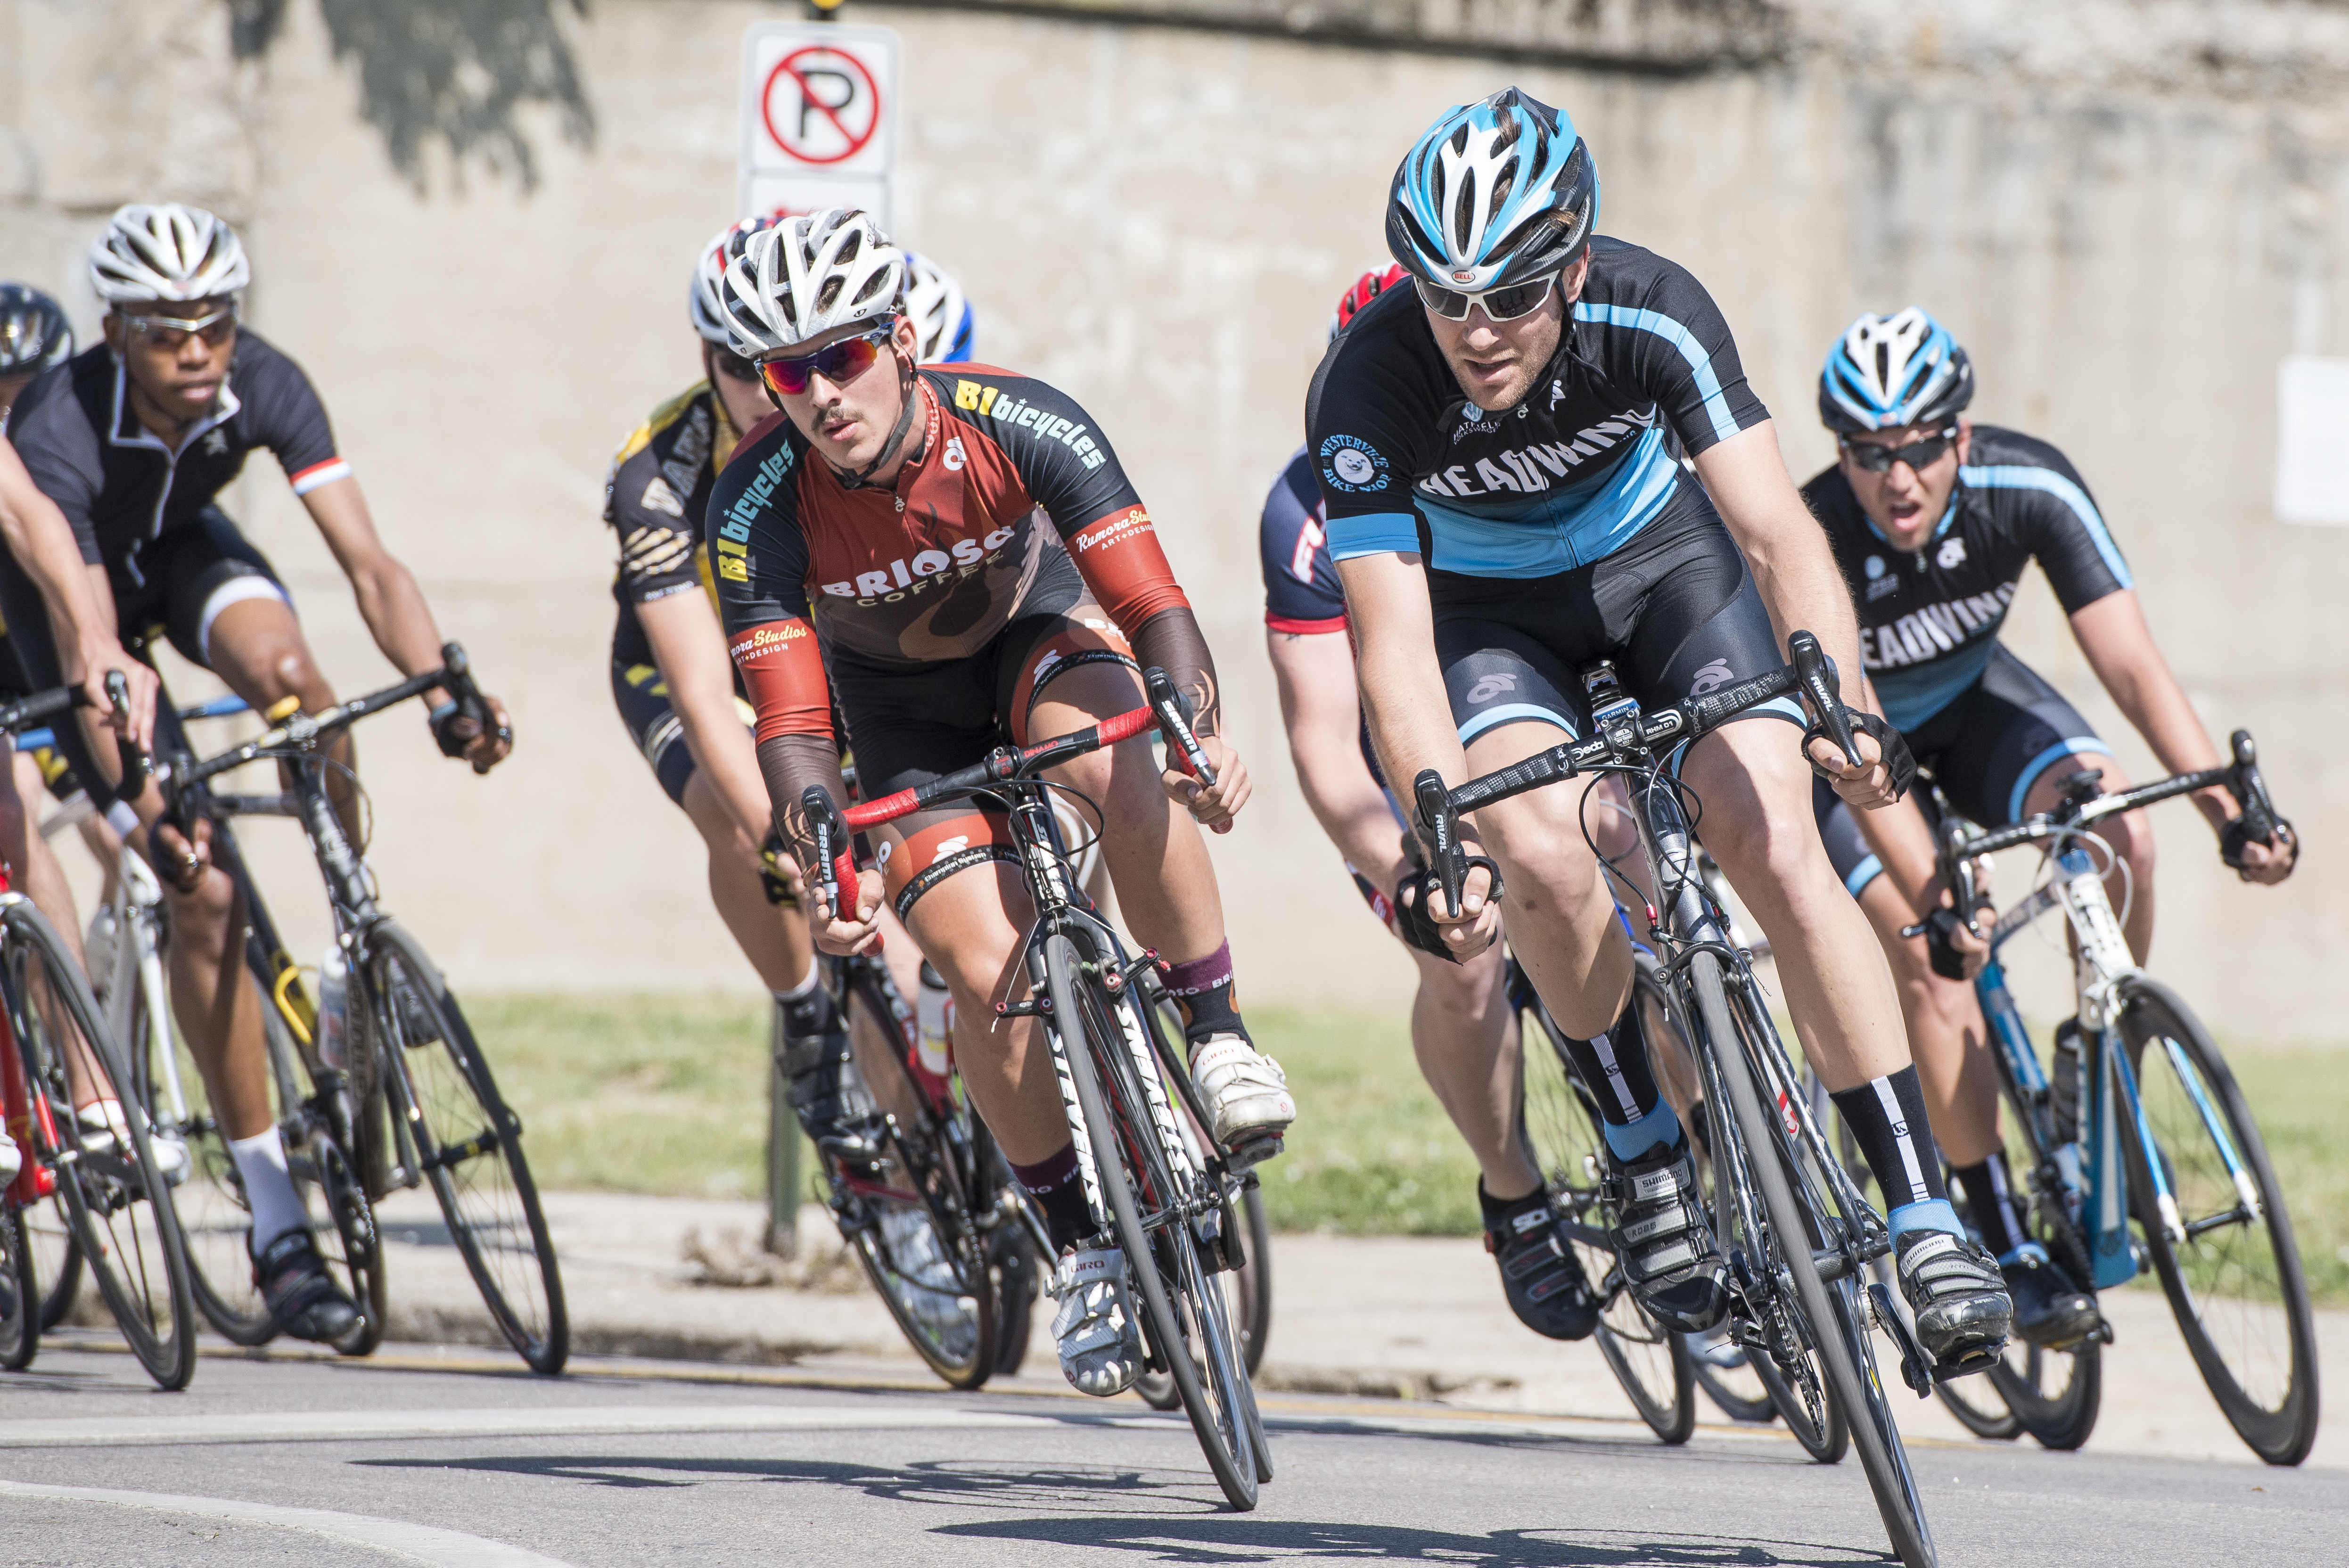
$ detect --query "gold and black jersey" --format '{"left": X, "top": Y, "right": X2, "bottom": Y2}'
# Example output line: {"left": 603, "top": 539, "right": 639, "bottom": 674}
{"left": 600, "top": 383, "right": 741, "bottom": 671}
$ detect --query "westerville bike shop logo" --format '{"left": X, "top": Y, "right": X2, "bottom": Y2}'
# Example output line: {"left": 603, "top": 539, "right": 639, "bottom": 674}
{"left": 1320, "top": 434, "right": 1388, "bottom": 493}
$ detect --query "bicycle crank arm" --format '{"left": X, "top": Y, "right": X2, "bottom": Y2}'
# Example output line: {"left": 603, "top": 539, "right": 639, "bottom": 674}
{"left": 1866, "top": 1281, "right": 1936, "bottom": 1399}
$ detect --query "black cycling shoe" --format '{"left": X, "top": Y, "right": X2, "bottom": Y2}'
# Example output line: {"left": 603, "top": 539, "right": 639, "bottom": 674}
{"left": 2002, "top": 1244, "right": 2101, "bottom": 1348}
{"left": 779, "top": 1015, "right": 888, "bottom": 1171}
{"left": 252, "top": 1229, "right": 361, "bottom": 1344}
{"left": 1606, "top": 1138, "right": 1729, "bottom": 1334}
{"left": 1481, "top": 1186, "right": 1599, "bottom": 1341}
{"left": 1895, "top": 1229, "right": 2012, "bottom": 1373}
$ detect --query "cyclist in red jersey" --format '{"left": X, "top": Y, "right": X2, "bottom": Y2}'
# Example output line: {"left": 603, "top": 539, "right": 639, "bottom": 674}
{"left": 706, "top": 210, "right": 1294, "bottom": 1397}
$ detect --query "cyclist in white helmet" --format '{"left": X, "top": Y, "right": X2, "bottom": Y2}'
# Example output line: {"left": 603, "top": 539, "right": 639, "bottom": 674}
{"left": 1312, "top": 89, "right": 2011, "bottom": 1373}
{"left": 708, "top": 208, "right": 1291, "bottom": 1398}
{"left": 3, "top": 202, "right": 513, "bottom": 1344}
{"left": 1806, "top": 306, "right": 2295, "bottom": 1347}
{"left": 0, "top": 283, "right": 75, "bottom": 423}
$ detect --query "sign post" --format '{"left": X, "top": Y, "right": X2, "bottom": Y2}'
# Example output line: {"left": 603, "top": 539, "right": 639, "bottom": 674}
{"left": 739, "top": 22, "right": 902, "bottom": 227}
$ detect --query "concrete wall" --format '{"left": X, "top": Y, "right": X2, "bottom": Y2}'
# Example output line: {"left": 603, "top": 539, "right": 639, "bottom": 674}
{"left": 3, "top": 0, "right": 2346, "bottom": 1039}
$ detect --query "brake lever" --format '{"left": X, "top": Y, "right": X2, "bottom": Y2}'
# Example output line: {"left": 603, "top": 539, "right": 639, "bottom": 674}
{"left": 1790, "top": 630, "right": 1860, "bottom": 770}
{"left": 2228, "top": 729, "right": 2278, "bottom": 846}
{"left": 1144, "top": 666, "right": 1217, "bottom": 789}
{"left": 1413, "top": 771, "right": 1463, "bottom": 917}
{"left": 105, "top": 669, "right": 151, "bottom": 791}
{"left": 800, "top": 786, "right": 848, "bottom": 916}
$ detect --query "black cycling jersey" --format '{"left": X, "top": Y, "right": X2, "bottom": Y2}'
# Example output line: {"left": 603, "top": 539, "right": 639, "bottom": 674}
{"left": 7, "top": 334, "right": 346, "bottom": 580}
{"left": 1304, "top": 235, "right": 1769, "bottom": 576}
{"left": 1801, "top": 425, "right": 2131, "bottom": 732}
{"left": 601, "top": 383, "right": 740, "bottom": 671}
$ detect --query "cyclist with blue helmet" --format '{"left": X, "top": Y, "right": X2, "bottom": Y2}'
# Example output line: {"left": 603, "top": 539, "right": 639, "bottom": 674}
{"left": 1806, "top": 307, "right": 2296, "bottom": 1346}
{"left": 1310, "top": 88, "right": 2011, "bottom": 1372}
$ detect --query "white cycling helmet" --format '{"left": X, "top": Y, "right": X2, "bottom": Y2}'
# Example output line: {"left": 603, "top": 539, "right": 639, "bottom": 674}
{"left": 89, "top": 203, "right": 250, "bottom": 305}
{"left": 900, "top": 251, "right": 974, "bottom": 363}
{"left": 689, "top": 212, "right": 790, "bottom": 346}
{"left": 717, "top": 209, "right": 905, "bottom": 357}
{"left": 1818, "top": 307, "right": 1973, "bottom": 434}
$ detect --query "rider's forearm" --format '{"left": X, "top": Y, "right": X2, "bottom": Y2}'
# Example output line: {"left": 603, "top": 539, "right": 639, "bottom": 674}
{"left": 348, "top": 557, "right": 450, "bottom": 679}
{"left": 0, "top": 463, "right": 112, "bottom": 681}
{"left": 756, "top": 732, "right": 849, "bottom": 871}
{"left": 1295, "top": 740, "right": 1412, "bottom": 887}
{"left": 2069, "top": 593, "right": 2227, "bottom": 823}
{"left": 1694, "top": 421, "right": 1865, "bottom": 684}
{"left": 639, "top": 595, "right": 774, "bottom": 845}
{"left": 1131, "top": 606, "right": 1222, "bottom": 738}
{"left": 1355, "top": 631, "right": 1469, "bottom": 849}
{"left": 1269, "top": 632, "right": 1411, "bottom": 882}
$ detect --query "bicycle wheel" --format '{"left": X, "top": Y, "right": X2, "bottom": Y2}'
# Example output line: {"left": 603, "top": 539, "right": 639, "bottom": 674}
{"left": 2116, "top": 978, "right": 2318, "bottom": 1466}
{"left": 362, "top": 920, "right": 566, "bottom": 1374}
{"left": 25, "top": 1194, "right": 79, "bottom": 1330}
{"left": 7, "top": 902, "right": 196, "bottom": 1389}
{"left": 1700, "top": 959, "right": 1934, "bottom": 1568}
{"left": 1044, "top": 933, "right": 1260, "bottom": 1510}
{"left": 0, "top": 1202, "right": 34, "bottom": 1368}
{"left": 1236, "top": 1178, "right": 1271, "bottom": 1376}
{"left": 1518, "top": 991, "right": 1694, "bottom": 1444}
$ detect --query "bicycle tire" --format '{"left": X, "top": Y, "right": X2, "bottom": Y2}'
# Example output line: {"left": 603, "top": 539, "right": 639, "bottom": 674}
{"left": 7, "top": 901, "right": 197, "bottom": 1389}
{"left": 27, "top": 1195, "right": 79, "bottom": 1330}
{"left": 1518, "top": 988, "right": 1694, "bottom": 1444}
{"left": 1044, "top": 933, "right": 1259, "bottom": 1510}
{"left": 1237, "top": 1179, "right": 1271, "bottom": 1377}
{"left": 2115, "top": 977, "right": 2318, "bottom": 1466}
{"left": 363, "top": 920, "right": 567, "bottom": 1374}
{"left": 1699, "top": 957, "right": 1935, "bottom": 1568}
{"left": 0, "top": 1202, "right": 35, "bottom": 1368}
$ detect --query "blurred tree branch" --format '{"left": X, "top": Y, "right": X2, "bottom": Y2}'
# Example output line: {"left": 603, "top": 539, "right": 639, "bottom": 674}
{"left": 230, "top": 0, "right": 597, "bottom": 191}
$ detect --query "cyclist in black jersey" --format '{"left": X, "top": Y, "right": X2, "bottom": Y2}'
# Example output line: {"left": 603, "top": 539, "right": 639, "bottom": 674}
{"left": 603, "top": 214, "right": 981, "bottom": 1166}
{"left": 1, "top": 204, "right": 514, "bottom": 1343}
{"left": 1312, "top": 89, "right": 2010, "bottom": 1370}
{"left": 1806, "top": 307, "right": 2296, "bottom": 1345}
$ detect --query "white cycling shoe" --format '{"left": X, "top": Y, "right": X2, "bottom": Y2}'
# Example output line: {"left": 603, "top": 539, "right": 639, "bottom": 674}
{"left": 1050, "top": 1247, "right": 1146, "bottom": 1397}
{"left": 1190, "top": 1034, "right": 1295, "bottom": 1168}
{"left": 0, "top": 1130, "right": 19, "bottom": 1185}
{"left": 77, "top": 1100, "right": 189, "bottom": 1183}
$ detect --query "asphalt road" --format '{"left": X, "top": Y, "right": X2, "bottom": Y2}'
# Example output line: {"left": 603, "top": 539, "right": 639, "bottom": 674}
{"left": 0, "top": 1338, "right": 2341, "bottom": 1568}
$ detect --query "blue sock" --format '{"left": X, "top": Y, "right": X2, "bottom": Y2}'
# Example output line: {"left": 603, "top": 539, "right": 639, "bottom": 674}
{"left": 1602, "top": 1101, "right": 1682, "bottom": 1162}
{"left": 1889, "top": 1198, "right": 1966, "bottom": 1241}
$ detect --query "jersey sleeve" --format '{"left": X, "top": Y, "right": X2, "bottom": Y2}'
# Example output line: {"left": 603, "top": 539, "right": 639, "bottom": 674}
{"left": 602, "top": 400, "right": 709, "bottom": 607}
{"left": 709, "top": 424, "right": 830, "bottom": 744}
{"left": 941, "top": 369, "right": 1190, "bottom": 634}
{"left": 234, "top": 338, "right": 347, "bottom": 495}
{"left": 1259, "top": 449, "right": 1346, "bottom": 633}
{"left": 1302, "top": 329, "right": 1439, "bottom": 562}
{"left": 1576, "top": 245, "right": 1769, "bottom": 458}
{"left": 1970, "top": 436, "right": 2133, "bottom": 613}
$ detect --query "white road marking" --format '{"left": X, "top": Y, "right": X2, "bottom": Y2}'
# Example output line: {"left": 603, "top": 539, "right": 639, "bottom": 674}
{"left": 0, "top": 1478, "right": 578, "bottom": 1567}
{"left": 0, "top": 1403, "right": 1054, "bottom": 1450}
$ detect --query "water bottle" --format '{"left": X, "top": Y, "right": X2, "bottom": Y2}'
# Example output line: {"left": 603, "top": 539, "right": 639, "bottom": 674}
{"left": 318, "top": 946, "right": 350, "bottom": 1071}
{"left": 916, "top": 961, "right": 953, "bottom": 1082}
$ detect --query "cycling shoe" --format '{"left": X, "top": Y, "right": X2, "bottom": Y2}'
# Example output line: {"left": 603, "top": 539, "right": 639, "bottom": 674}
{"left": 1482, "top": 1186, "right": 1599, "bottom": 1341}
{"left": 0, "top": 1130, "right": 19, "bottom": 1185}
{"left": 1190, "top": 1034, "right": 1294, "bottom": 1170}
{"left": 2002, "top": 1243, "right": 2100, "bottom": 1348}
{"left": 779, "top": 1019, "right": 887, "bottom": 1171}
{"left": 1607, "top": 1138, "right": 1729, "bottom": 1334}
{"left": 77, "top": 1100, "right": 188, "bottom": 1182}
{"left": 252, "top": 1229, "right": 361, "bottom": 1344}
{"left": 1049, "top": 1247, "right": 1145, "bottom": 1396}
{"left": 1896, "top": 1229, "right": 2012, "bottom": 1372}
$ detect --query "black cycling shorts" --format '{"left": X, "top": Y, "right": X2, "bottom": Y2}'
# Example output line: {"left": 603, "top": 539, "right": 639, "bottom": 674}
{"left": 609, "top": 657, "right": 759, "bottom": 810}
{"left": 1432, "top": 480, "right": 1804, "bottom": 760}
{"left": 1815, "top": 644, "right": 2109, "bottom": 897}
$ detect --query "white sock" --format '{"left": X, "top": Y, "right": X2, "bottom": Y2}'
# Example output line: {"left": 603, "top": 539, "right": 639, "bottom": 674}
{"left": 227, "top": 1126, "right": 309, "bottom": 1252}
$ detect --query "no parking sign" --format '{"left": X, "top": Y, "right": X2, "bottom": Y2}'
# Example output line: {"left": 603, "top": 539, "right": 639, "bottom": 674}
{"left": 739, "top": 22, "right": 902, "bottom": 229}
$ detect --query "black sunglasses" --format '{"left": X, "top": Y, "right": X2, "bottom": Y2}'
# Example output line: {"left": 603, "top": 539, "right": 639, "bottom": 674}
{"left": 1841, "top": 429, "right": 1956, "bottom": 473}
{"left": 707, "top": 344, "right": 759, "bottom": 384}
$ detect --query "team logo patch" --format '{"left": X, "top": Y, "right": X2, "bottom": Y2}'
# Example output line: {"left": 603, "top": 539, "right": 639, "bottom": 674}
{"left": 944, "top": 435, "right": 968, "bottom": 472}
{"left": 1319, "top": 433, "right": 1388, "bottom": 493}
{"left": 1465, "top": 673, "right": 1517, "bottom": 705}
{"left": 1938, "top": 537, "right": 1968, "bottom": 569}
{"left": 1689, "top": 658, "right": 1733, "bottom": 697}
{"left": 1864, "top": 555, "right": 1886, "bottom": 580}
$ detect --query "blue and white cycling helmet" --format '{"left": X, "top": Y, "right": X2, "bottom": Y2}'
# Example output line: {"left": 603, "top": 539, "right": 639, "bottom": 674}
{"left": 1818, "top": 308, "right": 1974, "bottom": 433}
{"left": 1386, "top": 88, "right": 1598, "bottom": 293}
{"left": 901, "top": 251, "right": 974, "bottom": 363}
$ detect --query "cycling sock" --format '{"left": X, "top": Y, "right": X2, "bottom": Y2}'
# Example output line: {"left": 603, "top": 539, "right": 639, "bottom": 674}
{"left": 1162, "top": 941, "right": 1248, "bottom": 1048}
{"left": 228, "top": 1125, "right": 309, "bottom": 1252}
{"left": 1830, "top": 1067, "right": 1965, "bottom": 1240}
{"left": 776, "top": 963, "right": 837, "bottom": 1043}
{"left": 1559, "top": 1002, "right": 1673, "bottom": 1158}
{"left": 1952, "top": 1151, "right": 2028, "bottom": 1259}
{"left": 1011, "top": 1143, "right": 1092, "bottom": 1254}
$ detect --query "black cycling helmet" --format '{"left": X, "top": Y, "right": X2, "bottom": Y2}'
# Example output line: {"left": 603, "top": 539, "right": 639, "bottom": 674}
{"left": 0, "top": 283, "right": 74, "bottom": 378}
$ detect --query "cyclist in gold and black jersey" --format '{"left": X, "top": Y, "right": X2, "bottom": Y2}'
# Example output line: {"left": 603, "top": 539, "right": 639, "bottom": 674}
{"left": 602, "top": 217, "right": 977, "bottom": 1164}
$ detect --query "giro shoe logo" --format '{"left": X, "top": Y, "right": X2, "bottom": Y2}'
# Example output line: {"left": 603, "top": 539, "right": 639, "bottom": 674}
{"left": 1465, "top": 673, "right": 1517, "bottom": 705}
{"left": 1689, "top": 658, "right": 1733, "bottom": 696}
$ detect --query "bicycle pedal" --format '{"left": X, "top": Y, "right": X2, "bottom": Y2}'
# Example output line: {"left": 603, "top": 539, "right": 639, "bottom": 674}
{"left": 1865, "top": 1281, "right": 1936, "bottom": 1400}
{"left": 1221, "top": 1132, "right": 1283, "bottom": 1173}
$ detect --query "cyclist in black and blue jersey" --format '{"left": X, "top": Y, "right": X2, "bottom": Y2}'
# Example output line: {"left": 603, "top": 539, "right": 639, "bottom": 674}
{"left": 1310, "top": 88, "right": 2011, "bottom": 1371}
{"left": 1806, "top": 307, "right": 2296, "bottom": 1346}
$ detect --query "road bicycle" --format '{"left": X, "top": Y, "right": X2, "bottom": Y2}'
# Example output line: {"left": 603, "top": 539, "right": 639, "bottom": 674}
{"left": 1896, "top": 741, "right": 2315, "bottom": 1464}
{"left": 1418, "top": 633, "right": 1941, "bottom": 1568}
{"left": 0, "top": 681, "right": 196, "bottom": 1388}
{"left": 804, "top": 668, "right": 1268, "bottom": 1510}
{"left": 809, "top": 938, "right": 1039, "bottom": 1389}
{"left": 130, "top": 646, "right": 567, "bottom": 1373}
